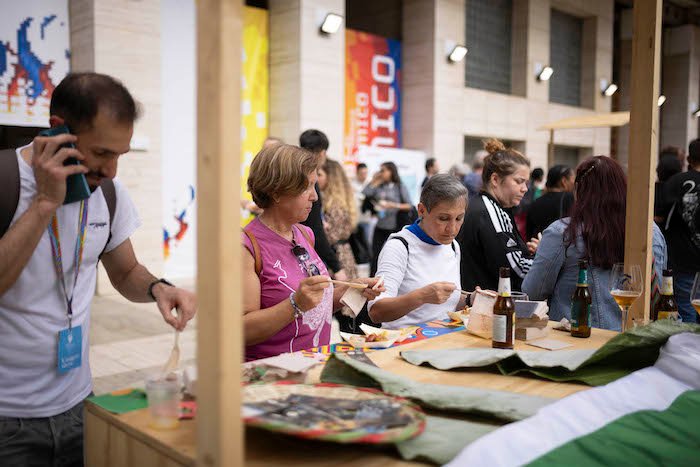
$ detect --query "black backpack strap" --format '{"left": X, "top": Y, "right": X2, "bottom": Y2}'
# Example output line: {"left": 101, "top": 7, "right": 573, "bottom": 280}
{"left": 390, "top": 235, "right": 409, "bottom": 253}
{"left": 99, "top": 179, "right": 117, "bottom": 258}
{"left": 0, "top": 148, "right": 20, "bottom": 238}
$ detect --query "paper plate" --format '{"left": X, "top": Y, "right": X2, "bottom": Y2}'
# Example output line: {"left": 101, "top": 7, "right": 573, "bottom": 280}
{"left": 243, "top": 382, "right": 426, "bottom": 444}
{"left": 340, "top": 331, "right": 398, "bottom": 349}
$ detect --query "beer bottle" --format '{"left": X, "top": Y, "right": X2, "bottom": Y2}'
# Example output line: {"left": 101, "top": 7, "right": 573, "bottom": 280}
{"left": 653, "top": 270, "right": 680, "bottom": 321}
{"left": 570, "top": 260, "right": 592, "bottom": 338}
{"left": 492, "top": 267, "right": 515, "bottom": 349}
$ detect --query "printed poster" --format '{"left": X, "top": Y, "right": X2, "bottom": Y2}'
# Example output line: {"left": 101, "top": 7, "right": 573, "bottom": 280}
{"left": 240, "top": 6, "right": 269, "bottom": 227}
{"left": 162, "top": 0, "right": 197, "bottom": 279}
{"left": 344, "top": 30, "right": 402, "bottom": 164}
{"left": 161, "top": 4, "right": 269, "bottom": 277}
{"left": 0, "top": 0, "right": 70, "bottom": 127}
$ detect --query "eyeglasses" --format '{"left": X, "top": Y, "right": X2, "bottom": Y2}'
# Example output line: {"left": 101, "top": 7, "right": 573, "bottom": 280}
{"left": 292, "top": 243, "right": 321, "bottom": 277}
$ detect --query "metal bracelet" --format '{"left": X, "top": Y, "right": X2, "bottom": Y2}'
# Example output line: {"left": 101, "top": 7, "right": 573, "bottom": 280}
{"left": 289, "top": 292, "right": 303, "bottom": 319}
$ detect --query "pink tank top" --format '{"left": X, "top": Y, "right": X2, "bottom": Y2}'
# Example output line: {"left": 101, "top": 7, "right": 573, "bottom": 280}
{"left": 242, "top": 218, "right": 333, "bottom": 361}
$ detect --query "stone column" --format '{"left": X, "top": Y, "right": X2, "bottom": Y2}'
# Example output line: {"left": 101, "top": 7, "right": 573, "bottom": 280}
{"left": 661, "top": 25, "right": 700, "bottom": 158}
{"left": 402, "top": 0, "right": 466, "bottom": 169}
{"left": 69, "top": 0, "right": 163, "bottom": 294}
{"left": 269, "top": 0, "right": 345, "bottom": 155}
{"left": 614, "top": 8, "right": 633, "bottom": 167}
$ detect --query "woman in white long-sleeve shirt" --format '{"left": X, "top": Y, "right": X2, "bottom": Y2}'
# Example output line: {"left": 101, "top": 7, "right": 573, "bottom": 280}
{"left": 368, "top": 174, "right": 468, "bottom": 329}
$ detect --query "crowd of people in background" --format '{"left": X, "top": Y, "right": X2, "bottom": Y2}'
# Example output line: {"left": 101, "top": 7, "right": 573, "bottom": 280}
{"left": 239, "top": 127, "right": 700, "bottom": 361}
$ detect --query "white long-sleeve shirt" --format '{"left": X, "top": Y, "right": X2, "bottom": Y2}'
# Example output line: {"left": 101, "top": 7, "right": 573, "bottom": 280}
{"left": 368, "top": 227, "right": 461, "bottom": 329}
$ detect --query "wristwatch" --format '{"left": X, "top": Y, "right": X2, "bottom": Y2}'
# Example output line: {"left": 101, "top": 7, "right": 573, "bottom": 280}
{"left": 148, "top": 278, "right": 174, "bottom": 301}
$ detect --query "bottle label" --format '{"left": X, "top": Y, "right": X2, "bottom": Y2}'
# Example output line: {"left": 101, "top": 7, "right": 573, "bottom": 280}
{"left": 570, "top": 301, "right": 591, "bottom": 330}
{"left": 661, "top": 276, "right": 673, "bottom": 296}
{"left": 493, "top": 314, "right": 507, "bottom": 342}
{"left": 577, "top": 268, "right": 588, "bottom": 287}
{"left": 498, "top": 278, "right": 511, "bottom": 297}
{"left": 658, "top": 311, "right": 680, "bottom": 321}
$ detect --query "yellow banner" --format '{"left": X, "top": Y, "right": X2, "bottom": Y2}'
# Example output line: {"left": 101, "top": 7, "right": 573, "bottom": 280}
{"left": 241, "top": 6, "right": 269, "bottom": 226}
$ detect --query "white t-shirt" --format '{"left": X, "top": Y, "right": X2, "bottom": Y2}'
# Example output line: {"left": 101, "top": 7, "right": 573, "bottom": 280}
{"left": 0, "top": 147, "right": 141, "bottom": 417}
{"left": 368, "top": 227, "right": 461, "bottom": 329}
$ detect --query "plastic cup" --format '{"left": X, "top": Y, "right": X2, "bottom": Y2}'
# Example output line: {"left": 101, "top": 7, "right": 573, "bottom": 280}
{"left": 145, "top": 375, "right": 181, "bottom": 430}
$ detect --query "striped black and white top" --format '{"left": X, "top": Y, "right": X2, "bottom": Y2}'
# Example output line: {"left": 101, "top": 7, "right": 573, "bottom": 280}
{"left": 458, "top": 193, "right": 533, "bottom": 291}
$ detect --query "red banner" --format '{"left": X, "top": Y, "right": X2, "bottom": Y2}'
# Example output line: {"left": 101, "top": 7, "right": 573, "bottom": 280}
{"left": 344, "top": 30, "right": 402, "bottom": 163}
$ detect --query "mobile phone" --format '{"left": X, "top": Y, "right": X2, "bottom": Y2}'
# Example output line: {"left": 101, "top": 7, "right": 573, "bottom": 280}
{"left": 38, "top": 125, "right": 91, "bottom": 204}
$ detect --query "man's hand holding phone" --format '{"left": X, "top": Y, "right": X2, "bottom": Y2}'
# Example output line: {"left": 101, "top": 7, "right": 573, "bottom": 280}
{"left": 31, "top": 132, "right": 89, "bottom": 213}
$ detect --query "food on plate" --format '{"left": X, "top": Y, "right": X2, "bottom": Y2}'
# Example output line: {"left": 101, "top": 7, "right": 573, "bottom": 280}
{"left": 364, "top": 332, "right": 389, "bottom": 342}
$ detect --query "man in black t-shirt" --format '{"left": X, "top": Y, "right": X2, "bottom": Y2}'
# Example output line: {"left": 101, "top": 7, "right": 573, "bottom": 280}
{"left": 662, "top": 139, "right": 700, "bottom": 323}
{"left": 299, "top": 129, "right": 345, "bottom": 280}
{"left": 525, "top": 165, "right": 574, "bottom": 239}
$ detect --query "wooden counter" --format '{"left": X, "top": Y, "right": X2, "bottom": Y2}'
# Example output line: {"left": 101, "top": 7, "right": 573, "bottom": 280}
{"left": 85, "top": 325, "right": 617, "bottom": 466}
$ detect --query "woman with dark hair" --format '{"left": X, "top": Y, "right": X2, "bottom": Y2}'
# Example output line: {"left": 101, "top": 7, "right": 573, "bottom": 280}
{"left": 458, "top": 139, "right": 538, "bottom": 292}
{"left": 523, "top": 156, "right": 666, "bottom": 331}
{"left": 363, "top": 162, "right": 414, "bottom": 275}
{"left": 525, "top": 165, "right": 575, "bottom": 239}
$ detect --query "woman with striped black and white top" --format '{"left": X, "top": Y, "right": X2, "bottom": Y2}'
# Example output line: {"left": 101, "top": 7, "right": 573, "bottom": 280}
{"left": 458, "top": 139, "right": 539, "bottom": 292}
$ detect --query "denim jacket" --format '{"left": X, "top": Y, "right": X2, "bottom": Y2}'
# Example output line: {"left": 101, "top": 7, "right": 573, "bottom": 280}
{"left": 522, "top": 218, "right": 667, "bottom": 331}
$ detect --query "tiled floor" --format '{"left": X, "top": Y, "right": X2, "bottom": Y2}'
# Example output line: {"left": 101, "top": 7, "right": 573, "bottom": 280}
{"left": 89, "top": 292, "right": 197, "bottom": 394}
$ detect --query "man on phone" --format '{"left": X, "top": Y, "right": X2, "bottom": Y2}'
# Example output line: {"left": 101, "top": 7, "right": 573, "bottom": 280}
{"left": 0, "top": 72, "right": 197, "bottom": 465}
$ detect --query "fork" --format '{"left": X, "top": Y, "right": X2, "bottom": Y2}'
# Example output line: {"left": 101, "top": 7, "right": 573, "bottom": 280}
{"left": 162, "top": 309, "right": 181, "bottom": 376}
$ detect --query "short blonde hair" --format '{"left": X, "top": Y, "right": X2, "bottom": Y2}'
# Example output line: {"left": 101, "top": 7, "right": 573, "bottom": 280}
{"left": 247, "top": 144, "right": 317, "bottom": 208}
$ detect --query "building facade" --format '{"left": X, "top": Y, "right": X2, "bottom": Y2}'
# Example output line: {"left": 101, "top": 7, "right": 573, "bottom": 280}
{"left": 3, "top": 0, "right": 698, "bottom": 290}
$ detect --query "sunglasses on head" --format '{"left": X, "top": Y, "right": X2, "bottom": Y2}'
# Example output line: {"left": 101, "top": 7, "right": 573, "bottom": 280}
{"left": 292, "top": 243, "right": 321, "bottom": 277}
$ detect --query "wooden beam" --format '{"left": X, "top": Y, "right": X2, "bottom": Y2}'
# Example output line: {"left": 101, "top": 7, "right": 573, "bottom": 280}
{"left": 624, "top": 0, "right": 662, "bottom": 327}
{"left": 196, "top": 1, "right": 243, "bottom": 466}
{"left": 548, "top": 129, "right": 554, "bottom": 167}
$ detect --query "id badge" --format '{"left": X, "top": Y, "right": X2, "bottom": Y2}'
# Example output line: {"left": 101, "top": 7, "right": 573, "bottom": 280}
{"left": 57, "top": 325, "right": 82, "bottom": 373}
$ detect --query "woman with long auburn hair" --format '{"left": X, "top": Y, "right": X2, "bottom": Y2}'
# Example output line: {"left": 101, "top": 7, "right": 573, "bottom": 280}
{"left": 522, "top": 156, "right": 667, "bottom": 331}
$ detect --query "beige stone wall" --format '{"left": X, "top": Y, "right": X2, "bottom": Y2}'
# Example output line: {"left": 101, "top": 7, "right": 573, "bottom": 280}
{"left": 410, "top": 0, "right": 613, "bottom": 171}
{"left": 269, "top": 0, "right": 345, "bottom": 156}
{"left": 617, "top": 12, "right": 700, "bottom": 168}
{"left": 402, "top": 0, "right": 436, "bottom": 156}
{"left": 69, "top": 0, "right": 163, "bottom": 294}
{"left": 661, "top": 25, "right": 700, "bottom": 156}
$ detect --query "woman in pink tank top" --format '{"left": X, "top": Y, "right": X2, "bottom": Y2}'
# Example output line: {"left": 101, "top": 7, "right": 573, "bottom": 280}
{"left": 242, "top": 145, "right": 384, "bottom": 361}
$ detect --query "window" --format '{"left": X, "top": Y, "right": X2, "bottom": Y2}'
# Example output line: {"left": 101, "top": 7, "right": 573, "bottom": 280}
{"left": 464, "top": 136, "right": 520, "bottom": 164}
{"left": 465, "top": 0, "right": 512, "bottom": 94}
{"left": 549, "top": 10, "right": 582, "bottom": 106}
{"left": 553, "top": 145, "right": 581, "bottom": 168}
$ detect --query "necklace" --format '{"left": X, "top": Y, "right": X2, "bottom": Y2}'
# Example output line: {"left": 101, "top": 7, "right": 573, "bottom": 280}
{"left": 258, "top": 216, "right": 294, "bottom": 242}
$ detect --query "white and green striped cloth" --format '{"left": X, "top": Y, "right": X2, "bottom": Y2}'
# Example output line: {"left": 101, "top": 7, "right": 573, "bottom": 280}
{"left": 448, "top": 332, "right": 700, "bottom": 466}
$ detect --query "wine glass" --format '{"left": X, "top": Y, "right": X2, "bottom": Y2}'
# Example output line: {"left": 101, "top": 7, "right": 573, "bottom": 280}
{"left": 691, "top": 272, "right": 700, "bottom": 321}
{"left": 609, "top": 263, "right": 643, "bottom": 332}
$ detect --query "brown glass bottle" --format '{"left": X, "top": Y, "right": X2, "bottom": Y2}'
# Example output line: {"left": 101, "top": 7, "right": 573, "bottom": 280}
{"left": 570, "top": 260, "right": 592, "bottom": 338}
{"left": 492, "top": 267, "right": 515, "bottom": 349}
{"left": 653, "top": 269, "right": 680, "bottom": 321}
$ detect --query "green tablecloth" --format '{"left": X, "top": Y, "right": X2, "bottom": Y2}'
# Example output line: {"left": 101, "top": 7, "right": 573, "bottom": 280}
{"left": 401, "top": 321, "right": 700, "bottom": 386}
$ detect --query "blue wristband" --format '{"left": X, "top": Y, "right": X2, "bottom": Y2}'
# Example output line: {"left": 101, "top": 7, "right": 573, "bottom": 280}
{"left": 289, "top": 292, "right": 303, "bottom": 318}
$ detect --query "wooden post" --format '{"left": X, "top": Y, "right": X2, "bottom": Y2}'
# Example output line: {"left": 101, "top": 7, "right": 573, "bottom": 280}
{"left": 548, "top": 129, "right": 555, "bottom": 167}
{"left": 196, "top": 1, "right": 243, "bottom": 466}
{"left": 624, "top": 0, "right": 662, "bottom": 327}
